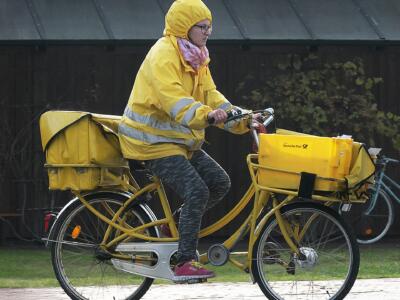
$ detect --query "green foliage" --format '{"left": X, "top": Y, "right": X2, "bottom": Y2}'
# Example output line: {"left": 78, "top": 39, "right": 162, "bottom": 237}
{"left": 238, "top": 54, "right": 400, "bottom": 150}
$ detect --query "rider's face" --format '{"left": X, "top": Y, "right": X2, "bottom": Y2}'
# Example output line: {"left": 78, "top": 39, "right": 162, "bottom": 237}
{"left": 188, "top": 19, "right": 212, "bottom": 48}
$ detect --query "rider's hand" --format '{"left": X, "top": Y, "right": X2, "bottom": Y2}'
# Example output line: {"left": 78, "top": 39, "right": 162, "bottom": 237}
{"left": 208, "top": 109, "right": 228, "bottom": 125}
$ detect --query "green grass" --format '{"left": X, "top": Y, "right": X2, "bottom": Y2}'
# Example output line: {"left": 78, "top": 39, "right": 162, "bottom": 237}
{"left": 358, "top": 243, "right": 400, "bottom": 279}
{"left": 0, "top": 243, "right": 399, "bottom": 288}
{"left": 0, "top": 247, "right": 58, "bottom": 288}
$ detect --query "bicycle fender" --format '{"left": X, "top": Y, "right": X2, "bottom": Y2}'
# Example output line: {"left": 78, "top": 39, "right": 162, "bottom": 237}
{"left": 44, "top": 190, "right": 159, "bottom": 247}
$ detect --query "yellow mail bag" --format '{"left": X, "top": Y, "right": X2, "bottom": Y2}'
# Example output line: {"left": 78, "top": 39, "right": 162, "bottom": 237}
{"left": 258, "top": 133, "right": 353, "bottom": 191}
{"left": 39, "top": 111, "right": 128, "bottom": 191}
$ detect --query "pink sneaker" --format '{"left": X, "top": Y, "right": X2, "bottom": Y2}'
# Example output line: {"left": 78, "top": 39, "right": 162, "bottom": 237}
{"left": 173, "top": 260, "right": 215, "bottom": 282}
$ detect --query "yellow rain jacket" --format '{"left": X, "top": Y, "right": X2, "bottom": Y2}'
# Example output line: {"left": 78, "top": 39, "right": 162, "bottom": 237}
{"left": 118, "top": 0, "right": 248, "bottom": 160}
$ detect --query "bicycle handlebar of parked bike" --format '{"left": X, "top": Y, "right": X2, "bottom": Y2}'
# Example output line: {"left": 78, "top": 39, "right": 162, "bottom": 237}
{"left": 378, "top": 156, "right": 400, "bottom": 165}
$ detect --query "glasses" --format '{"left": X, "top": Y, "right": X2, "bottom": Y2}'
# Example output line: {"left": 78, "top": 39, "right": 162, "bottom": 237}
{"left": 194, "top": 24, "right": 212, "bottom": 34}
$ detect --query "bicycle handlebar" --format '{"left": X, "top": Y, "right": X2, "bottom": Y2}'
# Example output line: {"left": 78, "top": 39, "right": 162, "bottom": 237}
{"left": 207, "top": 110, "right": 233, "bottom": 125}
{"left": 207, "top": 108, "right": 275, "bottom": 127}
{"left": 207, "top": 107, "right": 275, "bottom": 150}
{"left": 378, "top": 156, "right": 400, "bottom": 165}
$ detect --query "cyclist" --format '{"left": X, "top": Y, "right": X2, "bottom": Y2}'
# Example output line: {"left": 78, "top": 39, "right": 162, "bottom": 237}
{"left": 118, "top": 0, "right": 249, "bottom": 281}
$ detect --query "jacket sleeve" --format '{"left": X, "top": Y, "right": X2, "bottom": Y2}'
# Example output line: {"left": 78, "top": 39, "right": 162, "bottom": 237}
{"left": 149, "top": 51, "right": 212, "bottom": 130}
{"left": 203, "top": 67, "right": 249, "bottom": 134}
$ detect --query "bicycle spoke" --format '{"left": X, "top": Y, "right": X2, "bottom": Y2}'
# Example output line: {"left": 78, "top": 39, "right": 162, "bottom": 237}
{"left": 253, "top": 204, "right": 358, "bottom": 300}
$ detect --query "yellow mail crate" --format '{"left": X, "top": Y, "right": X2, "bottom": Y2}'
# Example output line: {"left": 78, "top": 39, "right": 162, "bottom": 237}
{"left": 258, "top": 134, "right": 353, "bottom": 191}
{"left": 40, "top": 111, "right": 128, "bottom": 191}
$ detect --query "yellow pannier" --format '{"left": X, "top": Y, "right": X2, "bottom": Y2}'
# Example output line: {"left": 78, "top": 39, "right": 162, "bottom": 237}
{"left": 258, "top": 132, "right": 375, "bottom": 195}
{"left": 39, "top": 111, "right": 128, "bottom": 191}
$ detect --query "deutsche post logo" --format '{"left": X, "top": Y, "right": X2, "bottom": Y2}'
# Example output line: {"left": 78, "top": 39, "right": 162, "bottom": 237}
{"left": 283, "top": 143, "right": 309, "bottom": 149}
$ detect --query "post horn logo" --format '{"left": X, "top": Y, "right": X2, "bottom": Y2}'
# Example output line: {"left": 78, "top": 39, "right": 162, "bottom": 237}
{"left": 283, "top": 142, "right": 309, "bottom": 149}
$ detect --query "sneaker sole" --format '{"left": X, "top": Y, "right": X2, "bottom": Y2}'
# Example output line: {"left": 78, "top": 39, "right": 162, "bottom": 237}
{"left": 174, "top": 278, "right": 209, "bottom": 284}
{"left": 173, "top": 274, "right": 215, "bottom": 283}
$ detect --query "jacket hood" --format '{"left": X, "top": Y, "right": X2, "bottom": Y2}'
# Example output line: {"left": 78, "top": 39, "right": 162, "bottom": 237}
{"left": 164, "top": 0, "right": 212, "bottom": 39}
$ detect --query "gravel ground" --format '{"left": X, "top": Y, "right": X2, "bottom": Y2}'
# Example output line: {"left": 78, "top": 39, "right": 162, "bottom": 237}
{"left": 1, "top": 278, "right": 400, "bottom": 299}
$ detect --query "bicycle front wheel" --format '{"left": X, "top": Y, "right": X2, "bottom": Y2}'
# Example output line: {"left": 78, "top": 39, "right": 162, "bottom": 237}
{"left": 50, "top": 192, "right": 157, "bottom": 300}
{"left": 252, "top": 202, "right": 359, "bottom": 300}
{"left": 341, "top": 188, "right": 394, "bottom": 244}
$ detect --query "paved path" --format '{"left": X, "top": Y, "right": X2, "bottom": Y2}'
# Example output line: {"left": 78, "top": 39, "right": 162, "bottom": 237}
{"left": 1, "top": 278, "right": 400, "bottom": 299}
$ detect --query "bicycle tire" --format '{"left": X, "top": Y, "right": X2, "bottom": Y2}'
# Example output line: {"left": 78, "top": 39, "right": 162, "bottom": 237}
{"left": 252, "top": 202, "right": 359, "bottom": 300}
{"left": 50, "top": 192, "right": 157, "bottom": 300}
{"left": 341, "top": 188, "right": 394, "bottom": 244}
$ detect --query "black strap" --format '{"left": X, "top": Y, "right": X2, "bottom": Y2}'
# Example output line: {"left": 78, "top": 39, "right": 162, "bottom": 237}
{"left": 298, "top": 172, "right": 316, "bottom": 199}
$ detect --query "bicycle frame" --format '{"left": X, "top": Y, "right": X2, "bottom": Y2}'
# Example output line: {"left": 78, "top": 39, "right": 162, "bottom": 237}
{"left": 381, "top": 175, "right": 400, "bottom": 203}
{"left": 73, "top": 175, "right": 260, "bottom": 273}
{"left": 367, "top": 161, "right": 400, "bottom": 215}
{"left": 71, "top": 152, "right": 350, "bottom": 276}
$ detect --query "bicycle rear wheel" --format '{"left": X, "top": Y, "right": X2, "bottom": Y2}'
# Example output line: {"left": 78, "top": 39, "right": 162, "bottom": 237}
{"left": 252, "top": 202, "right": 359, "bottom": 300}
{"left": 341, "top": 188, "right": 394, "bottom": 244}
{"left": 50, "top": 192, "right": 157, "bottom": 300}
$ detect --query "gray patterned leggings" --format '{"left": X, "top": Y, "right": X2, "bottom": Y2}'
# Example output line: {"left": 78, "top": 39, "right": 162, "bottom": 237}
{"left": 144, "top": 150, "right": 231, "bottom": 264}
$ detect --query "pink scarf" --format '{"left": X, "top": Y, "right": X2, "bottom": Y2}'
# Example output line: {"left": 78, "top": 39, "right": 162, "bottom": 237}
{"left": 177, "top": 38, "right": 209, "bottom": 71}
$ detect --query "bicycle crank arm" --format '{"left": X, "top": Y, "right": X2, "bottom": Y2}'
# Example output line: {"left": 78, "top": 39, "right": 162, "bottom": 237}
{"left": 112, "top": 242, "right": 178, "bottom": 281}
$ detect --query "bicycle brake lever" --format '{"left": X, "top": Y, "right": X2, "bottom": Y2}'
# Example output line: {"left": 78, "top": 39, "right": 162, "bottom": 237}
{"left": 262, "top": 108, "right": 274, "bottom": 127}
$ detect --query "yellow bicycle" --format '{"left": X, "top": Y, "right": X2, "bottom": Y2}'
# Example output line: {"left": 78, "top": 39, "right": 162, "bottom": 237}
{"left": 40, "top": 108, "right": 374, "bottom": 300}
